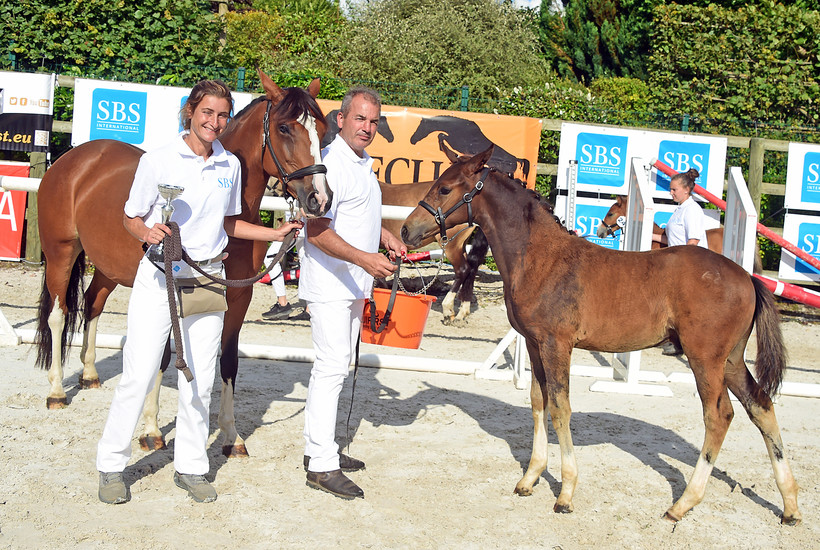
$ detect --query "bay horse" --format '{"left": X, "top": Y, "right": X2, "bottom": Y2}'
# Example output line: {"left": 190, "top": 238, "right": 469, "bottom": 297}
{"left": 380, "top": 179, "right": 488, "bottom": 325}
{"left": 596, "top": 194, "right": 724, "bottom": 251}
{"left": 34, "top": 70, "right": 331, "bottom": 457}
{"left": 401, "top": 146, "right": 801, "bottom": 525}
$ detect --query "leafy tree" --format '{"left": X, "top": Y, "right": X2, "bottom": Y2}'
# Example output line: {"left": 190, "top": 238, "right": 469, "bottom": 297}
{"left": 538, "top": 0, "right": 820, "bottom": 87}
{"left": 2, "top": 0, "right": 224, "bottom": 83}
{"left": 219, "top": 0, "right": 345, "bottom": 94}
{"left": 538, "top": 0, "right": 652, "bottom": 85}
{"left": 646, "top": 2, "right": 820, "bottom": 127}
{"left": 251, "top": 0, "right": 340, "bottom": 16}
{"left": 222, "top": 2, "right": 343, "bottom": 84}
{"left": 332, "top": 0, "right": 550, "bottom": 99}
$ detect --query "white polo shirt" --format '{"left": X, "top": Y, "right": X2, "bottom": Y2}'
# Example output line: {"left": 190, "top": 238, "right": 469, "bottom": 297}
{"left": 665, "top": 196, "right": 708, "bottom": 248}
{"left": 299, "top": 134, "right": 382, "bottom": 302}
{"left": 124, "top": 133, "right": 242, "bottom": 262}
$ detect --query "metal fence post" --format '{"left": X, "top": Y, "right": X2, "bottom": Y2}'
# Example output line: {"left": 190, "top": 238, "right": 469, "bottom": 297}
{"left": 681, "top": 114, "right": 690, "bottom": 132}
{"left": 460, "top": 85, "right": 468, "bottom": 111}
{"left": 236, "top": 67, "right": 245, "bottom": 92}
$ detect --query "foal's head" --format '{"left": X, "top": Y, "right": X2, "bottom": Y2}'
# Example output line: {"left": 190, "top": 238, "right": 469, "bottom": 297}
{"left": 596, "top": 195, "right": 628, "bottom": 238}
{"left": 401, "top": 146, "right": 494, "bottom": 248}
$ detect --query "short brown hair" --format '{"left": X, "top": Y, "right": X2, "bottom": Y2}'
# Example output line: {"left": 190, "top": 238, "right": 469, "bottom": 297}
{"left": 340, "top": 86, "right": 381, "bottom": 116}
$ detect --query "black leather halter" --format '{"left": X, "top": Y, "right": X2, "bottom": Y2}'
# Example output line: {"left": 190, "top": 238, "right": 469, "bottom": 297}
{"left": 601, "top": 215, "right": 626, "bottom": 237}
{"left": 418, "top": 167, "right": 490, "bottom": 245}
{"left": 262, "top": 99, "right": 327, "bottom": 188}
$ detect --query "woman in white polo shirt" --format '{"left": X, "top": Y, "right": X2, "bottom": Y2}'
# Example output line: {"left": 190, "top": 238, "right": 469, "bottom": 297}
{"left": 653, "top": 168, "right": 708, "bottom": 248}
{"left": 96, "top": 80, "right": 301, "bottom": 505}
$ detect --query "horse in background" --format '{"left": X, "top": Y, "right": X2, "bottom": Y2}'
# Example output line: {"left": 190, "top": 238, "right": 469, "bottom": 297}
{"left": 34, "top": 70, "right": 330, "bottom": 457}
{"left": 597, "top": 194, "right": 763, "bottom": 271}
{"left": 401, "top": 146, "right": 800, "bottom": 525}
{"left": 596, "top": 195, "right": 724, "bottom": 250}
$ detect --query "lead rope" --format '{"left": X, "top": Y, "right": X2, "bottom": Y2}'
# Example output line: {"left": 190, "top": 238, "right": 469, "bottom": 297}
{"left": 345, "top": 254, "right": 403, "bottom": 451}
{"left": 162, "top": 231, "right": 193, "bottom": 382}
{"left": 159, "top": 221, "right": 299, "bottom": 382}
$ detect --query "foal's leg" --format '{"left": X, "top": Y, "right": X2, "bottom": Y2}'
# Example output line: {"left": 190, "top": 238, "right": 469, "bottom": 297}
{"left": 218, "top": 285, "right": 253, "bottom": 458}
{"left": 441, "top": 226, "right": 475, "bottom": 324}
{"left": 514, "top": 341, "right": 549, "bottom": 496}
{"left": 138, "top": 338, "right": 170, "bottom": 451}
{"left": 665, "top": 357, "right": 735, "bottom": 522}
{"left": 515, "top": 341, "right": 578, "bottom": 513}
{"left": 46, "top": 298, "right": 68, "bottom": 409}
{"left": 78, "top": 272, "right": 118, "bottom": 388}
{"left": 44, "top": 249, "right": 80, "bottom": 409}
{"left": 724, "top": 351, "right": 801, "bottom": 525}
{"left": 440, "top": 248, "right": 464, "bottom": 324}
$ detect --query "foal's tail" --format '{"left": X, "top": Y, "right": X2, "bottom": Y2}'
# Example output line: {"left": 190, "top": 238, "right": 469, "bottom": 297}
{"left": 34, "top": 252, "right": 86, "bottom": 370}
{"left": 751, "top": 276, "right": 787, "bottom": 399}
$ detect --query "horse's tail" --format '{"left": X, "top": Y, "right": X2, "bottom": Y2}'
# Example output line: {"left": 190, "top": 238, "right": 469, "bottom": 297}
{"left": 34, "top": 252, "right": 86, "bottom": 370}
{"left": 467, "top": 228, "right": 490, "bottom": 272}
{"left": 751, "top": 276, "right": 787, "bottom": 399}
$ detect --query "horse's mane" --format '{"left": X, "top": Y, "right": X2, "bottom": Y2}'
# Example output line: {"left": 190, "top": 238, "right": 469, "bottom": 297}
{"left": 272, "top": 86, "right": 324, "bottom": 122}
{"left": 492, "top": 169, "right": 575, "bottom": 236}
{"left": 232, "top": 96, "right": 267, "bottom": 121}
{"left": 230, "top": 86, "right": 324, "bottom": 123}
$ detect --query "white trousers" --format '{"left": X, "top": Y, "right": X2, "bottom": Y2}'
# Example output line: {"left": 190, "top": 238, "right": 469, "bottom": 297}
{"left": 303, "top": 298, "right": 364, "bottom": 472}
{"left": 266, "top": 240, "right": 287, "bottom": 297}
{"left": 265, "top": 214, "right": 304, "bottom": 298}
{"left": 96, "top": 256, "right": 223, "bottom": 475}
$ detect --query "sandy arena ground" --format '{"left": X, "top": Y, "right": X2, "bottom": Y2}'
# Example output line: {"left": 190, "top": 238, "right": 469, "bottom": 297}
{"left": 0, "top": 260, "right": 818, "bottom": 549}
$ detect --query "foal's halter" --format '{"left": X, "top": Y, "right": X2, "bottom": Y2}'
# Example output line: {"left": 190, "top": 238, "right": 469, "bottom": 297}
{"left": 601, "top": 215, "right": 627, "bottom": 237}
{"left": 261, "top": 99, "right": 327, "bottom": 192}
{"left": 418, "top": 167, "right": 490, "bottom": 245}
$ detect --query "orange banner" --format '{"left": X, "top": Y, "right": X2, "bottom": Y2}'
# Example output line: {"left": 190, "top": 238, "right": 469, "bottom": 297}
{"left": 318, "top": 100, "right": 542, "bottom": 188}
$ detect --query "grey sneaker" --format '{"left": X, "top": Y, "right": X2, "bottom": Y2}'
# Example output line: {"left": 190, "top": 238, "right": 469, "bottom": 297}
{"left": 262, "top": 302, "right": 292, "bottom": 320}
{"left": 99, "top": 471, "right": 128, "bottom": 504}
{"left": 173, "top": 472, "right": 217, "bottom": 503}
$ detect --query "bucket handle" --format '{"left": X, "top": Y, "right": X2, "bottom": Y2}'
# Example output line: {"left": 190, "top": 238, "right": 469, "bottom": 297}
{"left": 368, "top": 255, "right": 402, "bottom": 334}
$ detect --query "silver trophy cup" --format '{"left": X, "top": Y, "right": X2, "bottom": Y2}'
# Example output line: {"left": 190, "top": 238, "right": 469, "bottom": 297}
{"left": 147, "top": 184, "right": 184, "bottom": 262}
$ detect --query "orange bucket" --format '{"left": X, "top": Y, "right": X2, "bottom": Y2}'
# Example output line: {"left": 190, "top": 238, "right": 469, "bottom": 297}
{"left": 361, "top": 288, "right": 436, "bottom": 349}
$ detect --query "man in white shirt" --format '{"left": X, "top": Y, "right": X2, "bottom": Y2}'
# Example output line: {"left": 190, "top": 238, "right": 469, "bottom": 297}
{"left": 299, "top": 87, "right": 406, "bottom": 499}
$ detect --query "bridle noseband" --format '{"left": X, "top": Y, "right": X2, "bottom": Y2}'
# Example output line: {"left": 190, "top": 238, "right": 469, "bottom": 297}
{"left": 262, "top": 99, "right": 327, "bottom": 193}
{"left": 601, "top": 215, "right": 627, "bottom": 237}
{"left": 418, "top": 167, "right": 490, "bottom": 245}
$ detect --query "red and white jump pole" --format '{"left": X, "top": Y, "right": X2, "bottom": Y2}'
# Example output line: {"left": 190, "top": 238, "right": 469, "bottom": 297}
{"left": 651, "top": 159, "right": 820, "bottom": 274}
{"left": 653, "top": 159, "right": 820, "bottom": 309}
{"left": 753, "top": 273, "right": 820, "bottom": 309}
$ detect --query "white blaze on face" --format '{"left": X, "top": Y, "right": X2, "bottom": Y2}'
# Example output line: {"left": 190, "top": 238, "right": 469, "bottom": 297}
{"left": 298, "top": 113, "right": 331, "bottom": 213}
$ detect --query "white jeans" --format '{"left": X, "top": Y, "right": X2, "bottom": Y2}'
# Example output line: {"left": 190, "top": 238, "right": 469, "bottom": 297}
{"left": 266, "top": 239, "right": 287, "bottom": 297}
{"left": 303, "top": 298, "right": 364, "bottom": 472}
{"left": 96, "top": 256, "right": 223, "bottom": 475}
{"left": 265, "top": 214, "right": 304, "bottom": 298}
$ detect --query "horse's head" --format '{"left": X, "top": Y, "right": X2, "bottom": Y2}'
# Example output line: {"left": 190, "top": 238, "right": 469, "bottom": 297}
{"left": 596, "top": 195, "right": 627, "bottom": 238}
{"left": 401, "top": 145, "right": 494, "bottom": 248}
{"left": 258, "top": 70, "right": 332, "bottom": 218}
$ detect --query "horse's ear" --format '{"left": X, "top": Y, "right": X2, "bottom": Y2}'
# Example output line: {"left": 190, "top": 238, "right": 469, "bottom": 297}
{"left": 469, "top": 145, "right": 494, "bottom": 173}
{"left": 306, "top": 78, "right": 321, "bottom": 99}
{"left": 257, "top": 68, "right": 285, "bottom": 102}
{"left": 616, "top": 195, "right": 627, "bottom": 205}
